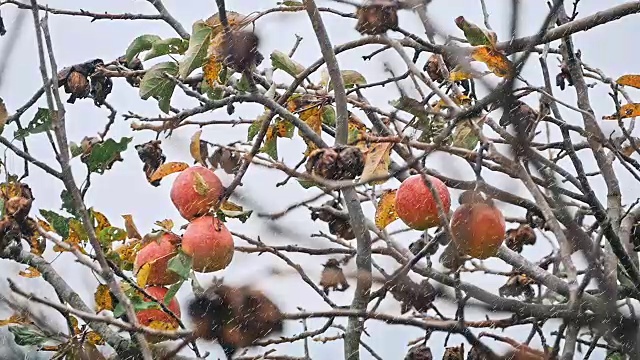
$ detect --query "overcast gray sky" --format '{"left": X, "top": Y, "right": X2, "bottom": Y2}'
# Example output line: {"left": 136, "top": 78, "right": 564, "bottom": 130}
{"left": 1, "top": 0, "right": 639, "bottom": 359}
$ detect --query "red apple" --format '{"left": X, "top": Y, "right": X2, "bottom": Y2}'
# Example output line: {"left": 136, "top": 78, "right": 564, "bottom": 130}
{"left": 135, "top": 286, "right": 181, "bottom": 329}
{"left": 395, "top": 175, "right": 451, "bottom": 230}
{"left": 170, "top": 166, "right": 224, "bottom": 220}
{"left": 182, "top": 216, "right": 234, "bottom": 273}
{"left": 134, "top": 233, "right": 181, "bottom": 286}
{"left": 450, "top": 200, "right": 506, "bottom": 259}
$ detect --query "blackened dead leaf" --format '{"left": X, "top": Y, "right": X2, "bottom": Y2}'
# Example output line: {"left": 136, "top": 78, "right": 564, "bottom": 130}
{"left": 135, "top": 140, "right": 166, "bottom": 186}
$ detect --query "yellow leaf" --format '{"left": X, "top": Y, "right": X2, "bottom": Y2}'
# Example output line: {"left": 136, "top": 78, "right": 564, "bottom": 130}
{"left": 114, "top": 238, "right": 143, "bottom": 270}
{"left": 190, "top": 130, "right": 207, "bottom": 166}
{"left": 616, "top": 75, "right": 640, "bottom": 89}
{"left": 448, "top": 65, "right": 481, "bottom": 82}
{"left": 0, "top": 180, "right": 21, "bottom": 199}
{"left": 94, "top": 284, "right": 114, "bottom": 313}
{"left": 18, "top": 266, "right": 41, "bottom": 278}
{"left": 375, "top": 189, "right": 399, "bottom": 230}
{"left": 54, "top": 219, "right": 88, "bottom": 254}
{"left": 471, "top": 46, "right": 513, "bottom": 78}
{"left": 136, "top": 263, "right": 151, "bottom": 288}
{"left": 85, "top": 331, "right": 105, "bottom": 345}
{"left": 603, "top": 103, "right": 640, "bottom": 120}
{"left": 203, "top": 55, "right": 223, "bottom": 87}
{"left": 220, "top": 201, "right": 243, "bottom": 212}
{"left": 28, "top": 233, "right": 45, "bottom": 256}
{"left": 68, "top": 316, "right": 81, "bottom": 335}
{"left": 91, "top": 210, "right": 111, "bottom": 233}
{"left": 148, "top": 319, "right": 178, "bottom": 331}
{"left": 122, "top": 215, "right": 142, "bottom": 240}
{"left": 154, "top": 219, "right": 174, "bottom": 231}
{"left": 361, "top": 142, "right": 393, "bottom": 184}
{"left": 0, "top": 97, "right": 7, "bottom": 135}
{"left": 299, "top": 106, "right": 322, "bottom": 135}
{"left": 37, "top": 219, "right": 53, "bottom": 233}
{"left": 0, "top": 313, "right": 30, "bottom": 327}
{"left": 149, "top": 162, "right": 189, "bottom": 183}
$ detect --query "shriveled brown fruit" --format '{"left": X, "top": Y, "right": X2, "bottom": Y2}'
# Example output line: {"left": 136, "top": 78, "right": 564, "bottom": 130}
{"left": 355, "top": 1, "right": 399, "bottom": 35}
{"left": 404, "top": 343, "right": 433, "bottom": 360}
{"left": 467, "top": 346, "right": 491, "bottom": 360}
{"left": 58, "top": 59, "right": 103, "bottom": 104}
{"left": 135, "top": 140, "right": 166, "bottom": 187}
{"left": 306, "top": 146, "right": 365, "bottom": 181}
{"left": 319, "top": 258, "right": 350, "bottom": 295}
{"left": 187, "top": 279, "right": 283, "bottom": 359}
{"left": 499, "top": 274, "right": 535, "bottom": 301}
{"left": 389, "top": 277, "right": 436, "bottom": 314}
{"left": 443, "top": 344, "right": 465, "bottom": 360}
{"left": 505, "top": 224, "right": 536, "bottom": 253}
{"left": 117, "top": 55, "right": 144, "bottom": 87}
{"left": 217, "top": 30, "right": 260, "bottom": 73}
{"left": 425, "top": 54, "right": 446, "bottom": 82}
{"left": 498, "top": 100, "right": 539, "bottom": 145}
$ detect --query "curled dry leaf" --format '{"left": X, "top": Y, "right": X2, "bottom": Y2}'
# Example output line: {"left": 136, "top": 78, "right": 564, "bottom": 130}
{"left": 18, "top": 266, "right": 41, "bottom": 278}
{"left": 306, "top": 146, "right": 365, "bottom": 181}
{"left": 355, "top": 0, "right": 399, "bottom": 35}
{"left": 136, "top": 140, "right": 166, "bottom": 187}
{"left": 0, "top": 313, "right": 31, "bottom": 327}
{"left": 404, "top": 343, "right": 433, "bottom": 360}
{"left": 190, "top": 130, "right": 209, "bottom": 167}
{"left": 122, "top": 214, "right": 142, "bottom": 240}
{"left": 375, "top": 189, "right": 398, "bottom": 230}
{"left": 319, "top": 259, "right": 349, "bottom": 295}
{"left": 154, "top": 219, "right": 174, "bottom": 232}
{"left": 616, "top": 74, "right": 640, "bottom": 89}
{"left": 149, "top": 162, "right": 190, "bottom": 183}
{"left": 603, "top": 103, "right": 640, "bottom": 120}
{"left": 443, "top": 343, "right": 464, "bottom": 360}
{"left": 361, "top": 142, "right": 393, "bottom": 184}
{"left": 471, "top": 46, "right": 513, "bottom": 78}
{"left": 94, "top": 284, "right": 114, "bottom": 312}
{"left": 499, "top": 274, "right": 535, "bottom": 301}
{"left": 209, "top": 146, "right": 242, "bottom": 174}
{"left": 505, "top": 224, "right": 537, "bottom": 253}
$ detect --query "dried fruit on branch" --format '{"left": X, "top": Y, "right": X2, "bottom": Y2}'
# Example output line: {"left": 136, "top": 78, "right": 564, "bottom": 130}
{"left": 135, "top": 140, "right": 167, "bottom": 187}
{"left": 443, "top": 343, "right": 465, "bottom": 360}
{"left": 355, "top": 1, "right": 399, "bottom": 35}
{"left": 58, "top": 59, "right": 103, "bottom": 104}
{"left": 306, "top": 146, "right": 365, "bottom": 181}
{"left": 499, "top": 274, "right": 535, "bottom": 301}
{"left": 188, "top": 279, "right": 283, "bottom": 359}
{"left": 319, "top": 258, "right": 349, "bottom": 294}
{"left": 425, "top": 54, "right": 446, "bottom": 82}
{"left": 505, "top": 224, "right": 536, "bottom": 253}
{"left": 404, "top": 343, "right": 433, "bottom": 360}
{"left": 214, "top": 30, "right": 261, "bottom": 73}
{"left": 389, "top": 276, "right": 436, "bottom": 314}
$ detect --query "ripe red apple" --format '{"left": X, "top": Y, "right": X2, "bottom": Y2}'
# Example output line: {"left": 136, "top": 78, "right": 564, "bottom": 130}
{"left": 170, "top": 166, "right": 224, "bottom": 220}
{"left": 135, "top": 286, "right": 181, "bottom": 329}
{"left": 395, "top": 175, "right": 451, "bottom": 230}
{"left": 134, "top": 233, "right": 181, "bottom": 286}
{"left": 182, "top": 216, "right": 234, "bottom": 273}
{"left": 450, "top": 200, "right": 506, "bottom": 259}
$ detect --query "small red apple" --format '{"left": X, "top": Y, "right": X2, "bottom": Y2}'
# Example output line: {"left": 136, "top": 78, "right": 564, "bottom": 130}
{"left": 182, "top": 216, "right": 234, "bottom": 273}
{"left": 450, "top": 196, "right": 506, "bottom": 259}
{"left": 135, "top": 286, "right": 181, "bottom": 329}
{"left": 170, "top": 166, "right": 224, "bottom": 220}
{"left": 134, "top": 233, "right": 181, "bottom": 286}
{"left": 395, "top": 175, "right": 451, "bottom": 230}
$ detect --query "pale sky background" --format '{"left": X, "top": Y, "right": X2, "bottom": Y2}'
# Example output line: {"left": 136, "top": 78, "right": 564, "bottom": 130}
{"left": 1, "top": 0, "right": 640, "bottom": 359}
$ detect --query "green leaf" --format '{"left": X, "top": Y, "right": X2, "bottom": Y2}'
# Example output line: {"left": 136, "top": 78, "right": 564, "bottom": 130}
{"left": 261, "top": 128, "right": 278, "bottom": 160}
{"left": 85, "top": 137, "right": 132, "bottom": 174}
{"left": 390, "top": 97, "right": 430, "bottom": 123}
{"left": 270, "top": 50, "right": 305, "bottom": 77}
{"left": 8, "top": 326, "right": 49, "bottom": 346}
{"left": 451, "top": 117, "right": 483, "bottom": 150}
{"left": 455, "top": 16, "right": 496, "bottom": 47}
{"left": 14, "top": 108, "right": 52, "bottom": 140}
{"left": 39, "top": 209, "right": 70, "bottom": 239}
{"left": 247, "top": 120, "right": 262, "bottom": 141}
{"left": 164, "top": 279, "right": 185, "bottom": 305}
{"left": 60, "top": 189, "right": 79, "bottom": 218}
{"left": 167, "top": 251, "right": 192, "bottom": 280}
{"left": 606, "top": 352, "right": 627, "bottom": 360}
{"left": 236, "top": 73, "right": 251, "bottom": 92}
{"left": 278, "top": 1, "right": 304, "bottom": 5}
{"left": 322, "top": 106, "right": 336, "bottom": 127}
{"left": 69, "top": 142, "right": 83, "bottom": 158}
{"left": 179, "top": 20, "right": 212, "bottom": 79}
{"left": 125, "top": 34, "right": 162, "bottom": 63}
{"left": 144, "top": 38, "right": 189, "bottom": 61}
{"left": 329, "top": 70, "right": 366, "bottom": 90}
{"left": 297, "top": 179, "right": 317, "bottom": 189}
{"left": 139, "top": 61, "right": 179, "bottom": 113}
{"left": 98, "top": 227, "right": 126, "bottom": 246}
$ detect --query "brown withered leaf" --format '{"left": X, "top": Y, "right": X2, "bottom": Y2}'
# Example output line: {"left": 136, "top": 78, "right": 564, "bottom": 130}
{"left": 361, "top": 142, "right": 393, "bottom": 184}
{"left": 404, "top": 343, "right": 433, "bottom": 360}
{"left": 121, "top": 214, "right": 142, "bottom": 240}
{"left": 135, "top": 140, "right": 166, "bottom": 186}
{"left": 18, "top": 266, "right": 41, "bottom": 278}
{"left": 499, "top": 274, "right": 535, "bottom": 300}
{"left": 355, "top": 1, "right": 399, "bottom": 35}
{"left": 505, "top": 224, "right": 536, "bottom": 253}
{"left": 190, "top": 130, "right": 209, "bottom": 167}
{"left": 442, "top": 343, "right": 464, "bottom": 360}
{"left": 319, "top": 259, "right": 349, "bottom": 295}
